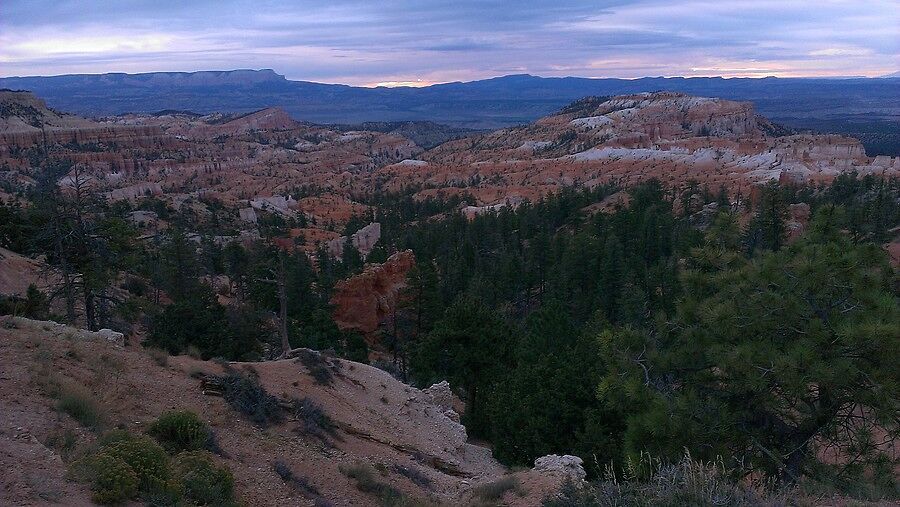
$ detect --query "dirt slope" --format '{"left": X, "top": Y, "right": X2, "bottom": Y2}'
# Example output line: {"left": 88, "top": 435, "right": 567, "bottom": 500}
{"left": 0, "top": 317, "right": 565, "bottom": 506}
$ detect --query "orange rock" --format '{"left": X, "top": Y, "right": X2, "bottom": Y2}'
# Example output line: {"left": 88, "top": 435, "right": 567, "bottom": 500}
{"left": 331, "top": 250, "right": 415, "bottom": 339}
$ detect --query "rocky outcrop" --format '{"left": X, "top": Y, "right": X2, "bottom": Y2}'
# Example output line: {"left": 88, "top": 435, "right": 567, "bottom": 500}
{"left": 250, "top": 195, "right": 297, "bottom": 216}
{"left": 169, "top": 107, "right": 300, "bottom": 139}
{"left": 533, "top": 454, "right": 587, "bottom": 483}
{"left": 787, "top": 202, "right": 811, "bottom": 241}
{"left": 379, "top": 92, "right": 897, "bottom": 208}
{"left": 326, "top": 222, "right": 381, "bottom": 259}
{"left": 106, "top": 182, "right": 163, "bottom": 201}
{"left": 238, "top": 207, "right": 258, "bottom": 223}
{"left": 423, "top": 380, "right": 463, "bottom": 423}
{"left": 331, "top": 250, "right": 415, "bottom": 338}
{"left": 96, "top": 328, "right": 126, "bottom": 346}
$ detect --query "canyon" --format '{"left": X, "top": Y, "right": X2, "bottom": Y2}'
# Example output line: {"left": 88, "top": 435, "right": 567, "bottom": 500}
{"left": 3, "top": 88, "right": 897, "bottom": 329}
{"left": 1, "top": 87, "right": 898, "bottom": 506}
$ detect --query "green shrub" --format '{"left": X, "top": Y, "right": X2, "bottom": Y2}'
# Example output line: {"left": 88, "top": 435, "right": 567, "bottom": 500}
{"left": 71, "top": 432, "right": 172, "bottom": 502}
{"left": 172, "top": 451, "right": 235, "bottom": 506}
{"left": 70, "top": 430, "right": 239, "bottom": 506}
{"left": 57, "top": 388, "right": 104, "bottom": 430}
{"left": 102, "top": 436, "right": 170, "bottom": 493}
{"left": 96, "top": 429, "right": 135, "bottom": 448}
{"left": 87, "top": 453, "right": 139, "bottom": 504}
{"left": 147, "top": 410, "right": 210, "bottom": 453}
{"left": 45, "top": 428, "right": 78, "bottom": 460}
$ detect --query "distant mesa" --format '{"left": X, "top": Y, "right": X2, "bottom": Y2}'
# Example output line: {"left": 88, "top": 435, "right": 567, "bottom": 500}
{"left": 1, "top": 69, "right": 897, "bottom": 157}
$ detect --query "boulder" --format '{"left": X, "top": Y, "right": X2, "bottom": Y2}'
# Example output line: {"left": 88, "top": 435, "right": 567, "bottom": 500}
{"left": 533, "top": 454, "right": 587, "bottom": 483}
{"left": 97, "top": 328, "right": 125, "bottom": 346}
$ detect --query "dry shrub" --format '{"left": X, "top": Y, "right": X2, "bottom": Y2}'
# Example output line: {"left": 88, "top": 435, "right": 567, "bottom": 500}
{"left": 217, "top": 371, "right": 283, "bottom": 426}
{"left": 146, "top": 347, "right": 169, "bottom": 367}
{"left": 472, "top": 476, "right": 525, "bottom": 502}
{"left": 273, "top": 459, "right": 332, "bottom": 505}
{"left": 292, "top": 397, "right": 339, "bottom": 444}
{"left": 543, "top": 452, "right": 794, "bottom": 507}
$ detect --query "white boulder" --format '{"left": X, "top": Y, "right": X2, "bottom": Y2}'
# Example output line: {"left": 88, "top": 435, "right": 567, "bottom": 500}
{"left": 533, "top": 454, "right": 587, "bottom": 483}
{"left": 97, "top": 328, "right": 125, "bottom": 346}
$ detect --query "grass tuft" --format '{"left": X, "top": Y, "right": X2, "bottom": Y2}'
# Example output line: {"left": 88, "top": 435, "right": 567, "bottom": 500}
{"left": 472, "top": 476, "right": 525, "bottom": 502}
{"left": 57, "top": 386, "right": 104, "bottom": 430}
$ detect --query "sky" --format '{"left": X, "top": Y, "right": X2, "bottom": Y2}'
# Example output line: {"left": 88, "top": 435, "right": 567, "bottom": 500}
{"left": 1, "top": 0, "right": 898, "bottom": 86}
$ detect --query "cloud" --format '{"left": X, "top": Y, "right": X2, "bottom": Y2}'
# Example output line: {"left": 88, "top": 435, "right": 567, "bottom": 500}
{"left": 0, "top": 0, "right": 897, "bottom": 82}
{"left": 809, "top": 47, "right": 874, "bottom": 57}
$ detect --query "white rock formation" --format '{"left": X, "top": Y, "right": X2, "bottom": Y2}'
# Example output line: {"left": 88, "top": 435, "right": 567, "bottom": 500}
{"left": 533, "top": 454, "right": 587, "bottom": 483}
{"left": 106, "top": 182, "right": 163, "bottom": 201}
{"left": 97, "top": 328, "right": 125, "bottom": 346}
{"left": 396, "top": 159, "right": 428, "bottom": 167}
{"left": 327, "top": 222, "right": 381, "bottom": 260}
{"left": 423, "top": 380, "right": 461, "bottom": 423}
{"left": 570, "top": 115, "right": 613, "bottom": 129}
{"left": 250, "top": 195, "right": 297, "bottom": 216}
{"left": 127, "top": 210, "right": 158, "bottom": 228}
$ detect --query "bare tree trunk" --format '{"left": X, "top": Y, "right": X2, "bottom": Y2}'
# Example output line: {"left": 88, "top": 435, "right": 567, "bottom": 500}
{"left": 277, "top": 255, "right": 290, "bottom": 356}
{"left": 98, "top": 287, "right": 109, "bottom": 329}
{"left": 84, "top": 287, "right": 97, "bottom": 331}
{"left": 54, "top": 226, "right": 77, "bottom": 324}
{"left": 257, "top": 253, "right": 292, "bottom": 357}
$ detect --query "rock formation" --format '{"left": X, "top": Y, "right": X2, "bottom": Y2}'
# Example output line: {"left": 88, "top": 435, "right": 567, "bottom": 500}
{"left": 326, "top": 222, "right": 381, "bottom": 260}
{"left": 331, "top": 250, "right": 416, "bottom": 339}
{"left": 374, "top": 92, "right": 897, "bottom": 212}
{"left": 423, "top": 380, "right": 463, "bottom": 423}
{"left": 2, "top": 89, "right": 894, "bottom": 262}
{"left": 787, "top": 202, "right": 812, "bottom": 241}
{"left": 533, "top": 454, "right": 587, "bottom": 483}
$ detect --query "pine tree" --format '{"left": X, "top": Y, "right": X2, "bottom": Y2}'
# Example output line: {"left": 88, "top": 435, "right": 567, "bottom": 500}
{"left": 599, "top": 218, "right": 899, "bottom": 483}
{"left": 744, "top": 182, "right": 787, "bottom": 255}
{"left": 412, "top": 295, "right": 514, "bottom": 436}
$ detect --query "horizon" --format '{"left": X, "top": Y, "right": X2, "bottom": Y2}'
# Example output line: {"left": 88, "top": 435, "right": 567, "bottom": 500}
{"left": 2, "top": 68, "right": 897, "bottom": 90}
{"left": 2, "top": 1, "right": 898, "bottom": 86}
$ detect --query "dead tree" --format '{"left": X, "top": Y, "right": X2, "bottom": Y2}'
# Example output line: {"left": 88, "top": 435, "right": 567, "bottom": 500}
{"left": 257, "top": 252, "right": 291, "bottom": 356}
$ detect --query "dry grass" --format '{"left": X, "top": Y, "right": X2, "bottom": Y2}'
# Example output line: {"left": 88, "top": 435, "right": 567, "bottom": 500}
{"left": 544, "top": 452, "right": 803, "bottom": 507}
{"left": 57, "top": 384, "right": 105, "bottom": 430}
{"left": 472, "top": 476, "right": 526, "bottom": 503}
{"left": 146, "top": 347, "right": 169, "bottom": 367}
